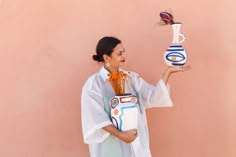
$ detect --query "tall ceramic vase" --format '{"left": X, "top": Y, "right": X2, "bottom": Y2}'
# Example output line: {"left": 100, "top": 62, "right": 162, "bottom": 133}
{"left": 164, "top": 23, "right": 187, "bottom": 66}
{"left": 109, "top": 94, "right": 138, "bottom": 131}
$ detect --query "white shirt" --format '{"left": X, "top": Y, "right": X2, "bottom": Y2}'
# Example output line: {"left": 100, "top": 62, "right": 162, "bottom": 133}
{"left": 81, "top": 67, "right": 173, "bottom": 157}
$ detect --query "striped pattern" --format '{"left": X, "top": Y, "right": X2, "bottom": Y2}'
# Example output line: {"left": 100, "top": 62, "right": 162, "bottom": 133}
{"left": 164, "top": 45, "right": 187, "bottom": 66}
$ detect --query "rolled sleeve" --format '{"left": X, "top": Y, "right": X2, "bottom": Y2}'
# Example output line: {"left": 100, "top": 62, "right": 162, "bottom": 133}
{"left": 140, "top": 78, "right": 173, "bottom": 108}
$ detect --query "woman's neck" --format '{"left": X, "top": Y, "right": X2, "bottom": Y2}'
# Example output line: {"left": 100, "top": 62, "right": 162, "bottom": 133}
{"left": 104, "top": 65, "right": 118, "bottom": 73}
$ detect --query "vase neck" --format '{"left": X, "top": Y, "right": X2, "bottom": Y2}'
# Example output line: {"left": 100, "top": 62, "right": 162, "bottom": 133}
{"left": 171, "top": 23, "right": 182, "bottom": 44}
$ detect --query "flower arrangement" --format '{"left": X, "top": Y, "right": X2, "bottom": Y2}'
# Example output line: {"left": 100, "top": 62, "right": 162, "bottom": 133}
{"left": 159, "top": 10, "right": 176, "bottom": 25}
{"left": 107, "top": 71, "right": 128, "bottom": 95}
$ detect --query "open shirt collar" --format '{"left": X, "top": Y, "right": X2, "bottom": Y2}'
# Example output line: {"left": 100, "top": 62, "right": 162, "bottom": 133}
{"left": 99, "top": 66, "right": 127, "bottom": 82}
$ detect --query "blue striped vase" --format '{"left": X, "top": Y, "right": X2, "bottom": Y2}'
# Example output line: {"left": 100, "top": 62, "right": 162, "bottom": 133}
{"left": 164, "top": 23, "right": 187, "bottom": 66}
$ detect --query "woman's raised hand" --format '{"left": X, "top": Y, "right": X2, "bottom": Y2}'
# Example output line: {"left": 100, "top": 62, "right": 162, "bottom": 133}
{"left": 162, "top": 65, "right": 191, "bottom": 84}
{"left": 166, "top": 65, "right": 191, "bottom": 74}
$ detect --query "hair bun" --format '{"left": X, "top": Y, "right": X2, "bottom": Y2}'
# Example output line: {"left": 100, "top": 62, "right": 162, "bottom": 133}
{"left": 92, "top": 54, "right": 99, "bottom": 61}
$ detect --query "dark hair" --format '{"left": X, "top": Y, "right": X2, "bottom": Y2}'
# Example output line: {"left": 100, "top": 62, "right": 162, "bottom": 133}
{"left": 92, "top": 36, "right": 121, "bottom": 62}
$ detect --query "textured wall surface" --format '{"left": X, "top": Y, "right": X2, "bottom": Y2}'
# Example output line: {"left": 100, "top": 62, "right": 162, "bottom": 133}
{"left": 0, "top": 0, "right": 235, "bottom": 157}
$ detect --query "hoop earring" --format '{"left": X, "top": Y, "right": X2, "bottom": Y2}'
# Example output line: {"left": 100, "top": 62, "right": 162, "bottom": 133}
{"left": 106, "top": 62, "right": 110, "bottom": 67}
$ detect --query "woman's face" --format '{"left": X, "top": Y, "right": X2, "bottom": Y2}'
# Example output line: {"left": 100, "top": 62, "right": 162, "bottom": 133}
{"left": 107, "top": 43, "right": 126, "bottom": 68}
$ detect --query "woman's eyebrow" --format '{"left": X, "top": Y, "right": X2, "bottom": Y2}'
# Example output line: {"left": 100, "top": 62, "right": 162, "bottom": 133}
{"left": 119, "top": 49, "right": 125, "bottom": 53}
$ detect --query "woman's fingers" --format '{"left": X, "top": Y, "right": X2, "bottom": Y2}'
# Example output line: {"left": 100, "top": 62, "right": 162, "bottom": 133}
{"left": 121, "top": 129, "right": 138, "bottom": 143}
{"left": 180, "top": 65, "right": 191, "bottom": 72}
{"left": 168, "top": 65, "right": 191, "bottom": 73}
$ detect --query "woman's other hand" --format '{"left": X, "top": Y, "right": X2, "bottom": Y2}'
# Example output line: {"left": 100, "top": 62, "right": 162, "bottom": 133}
{"left": 119, "top": 129, "right": 138, "bottom": 143}
{"left": 103, "top": 125, "right": 138, "bottom": 143}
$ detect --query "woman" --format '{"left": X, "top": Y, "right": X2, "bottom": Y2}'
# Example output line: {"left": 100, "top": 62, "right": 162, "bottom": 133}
{"left": 81, "top": 36, "right": 190, "bottom": 157}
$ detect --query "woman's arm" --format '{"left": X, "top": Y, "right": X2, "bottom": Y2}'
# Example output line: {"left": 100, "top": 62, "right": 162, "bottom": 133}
{"left": 135, "top": 65, "right": 191, "bottom": 108}
{"left": 103, "top": 125, "right": 138, "bottom": 143}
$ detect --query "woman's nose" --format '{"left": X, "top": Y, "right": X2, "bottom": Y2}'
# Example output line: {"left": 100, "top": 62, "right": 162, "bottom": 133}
{"left": 122, "top": 52, "right": 126, "bottom": 58}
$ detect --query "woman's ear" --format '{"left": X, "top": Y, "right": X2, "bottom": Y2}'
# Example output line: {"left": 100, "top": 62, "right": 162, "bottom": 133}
{"left": 103, "top": 54, "right": 110, "bottom": 62}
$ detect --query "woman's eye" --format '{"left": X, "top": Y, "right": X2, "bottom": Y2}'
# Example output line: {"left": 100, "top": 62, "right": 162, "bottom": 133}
{"left": 118, "top": 50, "right": 125, "bottom": 56}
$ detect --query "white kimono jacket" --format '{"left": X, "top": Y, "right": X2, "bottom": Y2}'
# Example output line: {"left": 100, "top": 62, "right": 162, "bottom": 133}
{"left": 81, "top": 67, "right": 173, "bottom": 157}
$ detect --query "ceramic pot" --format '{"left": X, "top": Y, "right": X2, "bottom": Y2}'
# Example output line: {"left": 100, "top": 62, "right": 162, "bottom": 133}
{"left": 109, "top": 94, "right": 138, "bottom": 131}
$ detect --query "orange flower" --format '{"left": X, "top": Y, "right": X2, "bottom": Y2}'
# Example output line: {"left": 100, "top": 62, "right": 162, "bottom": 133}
{"left": 107, "top": 71, "right": 128, "bottom": 95}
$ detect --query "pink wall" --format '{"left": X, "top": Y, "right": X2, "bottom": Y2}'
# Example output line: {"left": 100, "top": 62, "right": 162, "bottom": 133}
{"left": 0, "top": 0, "right": 235, "bottom": 157}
